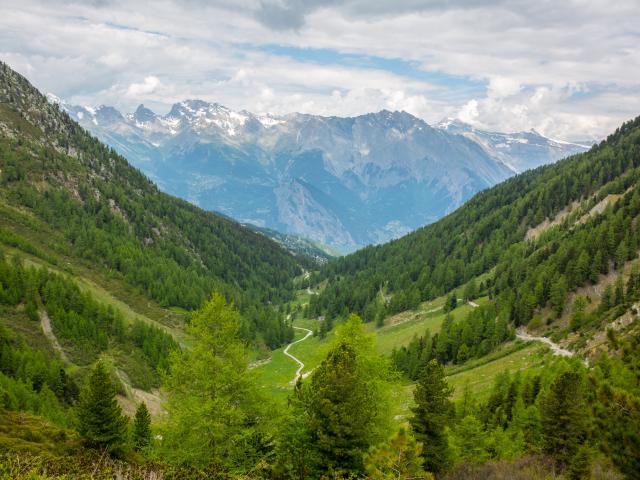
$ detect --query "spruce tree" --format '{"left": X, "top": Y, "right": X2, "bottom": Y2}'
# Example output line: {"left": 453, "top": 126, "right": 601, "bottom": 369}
{"left": 410, "top": 359, "right": 453, "bottom": 474}
{"left": 77, "top": 361, "right": 128, "bottom": 450}
{"left": 292, "top": 314, "right": 393, "bottom": 477}
{"left": 132, "top": 402, "right": 151, "bottom": 450}
{"left": 303, "top": 342, "right": 367, "bottom": 473}
{"left": 540, "top": 371, "right": 588, "bottom": 468}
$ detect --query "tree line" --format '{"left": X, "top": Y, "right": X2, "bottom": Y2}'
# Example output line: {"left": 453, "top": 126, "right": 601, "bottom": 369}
{"left": 62, "top": 297, "right": 639, "bottom": 479}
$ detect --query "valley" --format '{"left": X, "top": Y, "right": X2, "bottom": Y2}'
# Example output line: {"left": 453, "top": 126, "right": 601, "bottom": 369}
{"left": 0, "top": 61, "right": 638, "bottom": 480}
{"left": 255, "top": 287, "right": 564, "bottom": 413}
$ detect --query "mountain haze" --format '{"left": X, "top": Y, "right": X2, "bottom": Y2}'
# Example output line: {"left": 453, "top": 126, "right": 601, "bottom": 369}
{"left": 58, "top": 98, "right": 587, "bottom": 252}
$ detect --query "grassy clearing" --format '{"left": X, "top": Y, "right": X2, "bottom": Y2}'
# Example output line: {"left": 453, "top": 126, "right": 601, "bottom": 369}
{"left": 253, "top": 327, "right": 311, "bottom": 402}
{"left": 370, "top": 297, "right": 489, "bottom": 355}
{"left": 254, "top": 289, "right": 498, "bottom": 409}
{"left": 446, "top": 342, "right": 547, "bottom": 400}
{"left": 287, "top": 319, "right": 333, "bottom": 371}
{"left": 391, "top": 342, "right": 549, "bottom": 421}
{"left": 0, "top": 411, "right": 76, "bottom": 457}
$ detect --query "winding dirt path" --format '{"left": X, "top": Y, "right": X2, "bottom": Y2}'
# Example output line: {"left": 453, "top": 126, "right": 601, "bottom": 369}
{"left": 40, "top": 310, "right": 70, "bottom": 364}
{"left": 516, "top": 327, "right": 574, "bottom": 358}
{"left": 283, "top": 326, "right": 313, "bottom": 384}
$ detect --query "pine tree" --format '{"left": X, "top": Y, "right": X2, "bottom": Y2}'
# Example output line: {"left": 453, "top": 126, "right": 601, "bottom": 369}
{"left": 410, "top": 359, "right": 453, "bottom": 474}
{"left": 132, "top": 402, "right": 151, "bottom": 451}
{"left": 302, "top": 342, "right": 370, "bottom": 473}
{"left": 76, "top": 361, "right": 128, "bottom": 450}
{"left": 540, "top": 371, "right": 588, "bottom": 468}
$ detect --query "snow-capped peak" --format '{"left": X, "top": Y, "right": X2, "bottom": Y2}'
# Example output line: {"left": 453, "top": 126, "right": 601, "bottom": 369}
{"left": 436, "top": 117, "right": 472, "bottom": 131}
{"left": 257, "top": 113, "right": 284, "bottom": 127}
{"left": 164, "top": 100, "right": 251, "bottom": 136}
{"left": 528, "top": 129, "right": 592, "bottom": 149}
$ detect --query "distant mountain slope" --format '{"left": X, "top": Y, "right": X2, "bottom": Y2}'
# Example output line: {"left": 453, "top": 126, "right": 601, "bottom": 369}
{"left": 0, "top": 62, "right": 301, "bottom": 347}
{"left": 310, "top": 116, "right": 640, "bottom": 330}
{"left": 53, "top": 99, "right": 585, "bottom": 252}
{"left": 438, "top": 118, "right": 590, "bottom": 172}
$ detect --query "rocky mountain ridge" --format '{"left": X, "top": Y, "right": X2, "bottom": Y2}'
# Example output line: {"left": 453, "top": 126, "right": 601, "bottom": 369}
{"left": 53, "top": 96, "right": 588, "bottom": 251}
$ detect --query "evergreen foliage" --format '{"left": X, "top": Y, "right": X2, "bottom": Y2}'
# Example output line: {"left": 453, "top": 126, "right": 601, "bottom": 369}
{"left": 281, "top": 314, "right": 394, "bottom": 478}
{"left": 540, "top": 371, "right": 589, "bottom": 467}
{"left": 0, "top": 254, "right": 177, "bottom": 385}
{"left": 0, "top": 61, "right": 300, "bottom": 348}
{"left": 392, "top": 304, "right": 514, "bottom": 378}
{"left": 76, "top": 361, "right": 128, "bottom": 450}
{"left": 310, "top": 116, "right": 640, "bottom": 332}
{"left": 132, "top": 402, "right": 151, "bottom": 451}
{"left": 1, "top": 61, "right": 640, "bottom": 480}
{"left": 410, "top": 359, "right": 453, "bottom": 474}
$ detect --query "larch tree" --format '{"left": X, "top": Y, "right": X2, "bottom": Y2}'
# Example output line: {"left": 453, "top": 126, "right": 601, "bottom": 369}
{"left": 161, "top": 293, "right": 269, "bottom": 470}
{"left": 364, "top": 428, "right": 431, "bottom": 480}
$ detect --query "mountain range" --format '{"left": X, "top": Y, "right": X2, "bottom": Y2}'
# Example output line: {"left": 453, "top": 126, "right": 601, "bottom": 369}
{"left": 52, "top": 96, "right": 589, "bottom": 252}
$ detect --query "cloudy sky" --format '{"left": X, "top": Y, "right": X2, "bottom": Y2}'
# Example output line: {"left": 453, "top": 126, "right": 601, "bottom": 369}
{"left": 2, "top": 0, "right": 639, "bottom": 140}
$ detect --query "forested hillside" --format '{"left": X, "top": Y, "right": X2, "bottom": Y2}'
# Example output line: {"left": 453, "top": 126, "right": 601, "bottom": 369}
{"left": 0, "top": 62, "right": 301, "bottom": 348}
{"left": 0, "top": 60, "right": 639, "bottom": 479}
{"left": 310, "top": 117, "right": 640, "bottom": 332}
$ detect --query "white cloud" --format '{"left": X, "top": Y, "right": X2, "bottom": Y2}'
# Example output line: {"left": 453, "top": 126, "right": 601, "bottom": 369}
{"left": 126, "top": 76, "right": 161, "bottom": 97}
{"left": 0, "top": 0, "right": 638, "bottom": 140}
{"left": 488, "top": 77, "right": 521, "bottom": 99}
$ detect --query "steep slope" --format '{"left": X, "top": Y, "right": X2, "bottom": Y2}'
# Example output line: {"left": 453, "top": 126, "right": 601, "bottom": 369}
{"left": 58, "top": 99, "right": 545, "bottom": 252}
{"left": 0, "top": 62, "right": 301, "bottom": 347}
{"left": 310, "top": 116, "right": 640, "bottom": 339}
